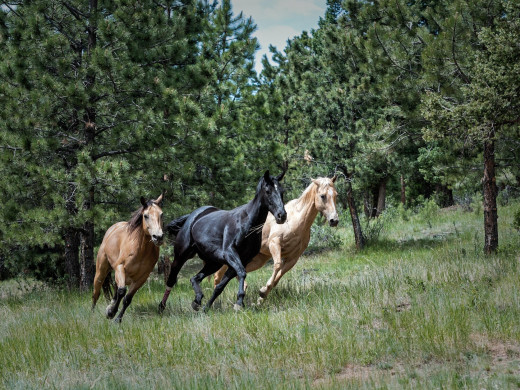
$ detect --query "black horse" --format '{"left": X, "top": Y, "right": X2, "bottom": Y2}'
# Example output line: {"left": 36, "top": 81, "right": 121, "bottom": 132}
{"left": 158, "top": 170, "right": 287, "bottom": 313}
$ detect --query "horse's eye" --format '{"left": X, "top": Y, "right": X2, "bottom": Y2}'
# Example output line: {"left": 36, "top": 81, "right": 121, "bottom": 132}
{"left": 144, "top": 214, "right": 149, "bottom": 219}
{"left": 321, "top": 194, "right": 326, "bottom": 200}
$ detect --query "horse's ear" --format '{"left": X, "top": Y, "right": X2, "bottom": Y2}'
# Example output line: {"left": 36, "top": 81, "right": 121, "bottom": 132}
{"left": 154, "top": 192, "right": 164, "bottom": 206}
{"left": 276, "top": 170, "right": 285, "bottom": 181}
{"left": 331, "top": 175, "right": 337, "bottom": 183}
{"left": 311, "top": 178, "right": 318, "bottom": 186}
{"left": 264, "top": 170, "right": 272, "bottom": 183}
{"left": 140, "top": 197, "right": 147, "bottom": 207}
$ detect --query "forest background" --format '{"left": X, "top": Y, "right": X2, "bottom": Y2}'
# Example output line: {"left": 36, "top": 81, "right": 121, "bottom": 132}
{"left": 0, "top": 0, "right": 519, "bottom": 289}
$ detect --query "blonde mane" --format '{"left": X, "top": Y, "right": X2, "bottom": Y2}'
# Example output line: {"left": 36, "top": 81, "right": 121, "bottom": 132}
{"left": 294, "top": 178, "right": 333, "bottom": 211}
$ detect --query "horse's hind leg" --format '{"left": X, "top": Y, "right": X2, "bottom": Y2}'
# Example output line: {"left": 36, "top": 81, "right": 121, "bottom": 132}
{"left": 190, "top": 262, "right": 222, "bottom": 311}
{"left": 158, "top": 251, "right": 191, "bottom": 313}
{"left": 213, "top": 265, "right": 228, "bottom": 287}
{"left": 204, "top": 267, "right": 237, "bottom": 311}
{"left": 92, "top": 249, "right": 111, "bottom": 310}
{"left": 106, "top": 263, "right": 126, "bottom": 319}
{"left": 102, "top": 272, "right": 115, "bottom": 302}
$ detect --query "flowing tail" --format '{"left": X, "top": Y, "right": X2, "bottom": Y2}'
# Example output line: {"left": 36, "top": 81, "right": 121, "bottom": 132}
{"left": 165, "top": 214, "right": 190, "bottom": 239}
{"left": 102, "top": 272, "right": 115, "bottom": 301}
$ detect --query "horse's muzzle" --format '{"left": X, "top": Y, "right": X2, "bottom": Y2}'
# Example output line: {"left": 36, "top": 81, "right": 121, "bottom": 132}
{"left": 152, "top": 234, "right": 164, "bottom": 246}
{"left": 275, "top": 211, "right": 287, "bottom": 224}
{"left": 329, "top": 219, "right": 339, "bottom": 227}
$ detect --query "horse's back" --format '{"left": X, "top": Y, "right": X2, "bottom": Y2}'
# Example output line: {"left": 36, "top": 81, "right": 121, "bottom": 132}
{"left": 175, "top": 206, "right": 219, "bottom": 254}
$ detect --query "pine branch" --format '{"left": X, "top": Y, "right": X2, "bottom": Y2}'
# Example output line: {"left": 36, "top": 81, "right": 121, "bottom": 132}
{"left": 92, "top": 149, "right": 136, "bottom": 161}
{"left": 61, "top": 1, "right": 87, "bottom": 21}
{"left": 373, "top": 24, "right": 418, "bottom": 76}
{"left": 451, "top": 15, "right": 471, "bottom": 84}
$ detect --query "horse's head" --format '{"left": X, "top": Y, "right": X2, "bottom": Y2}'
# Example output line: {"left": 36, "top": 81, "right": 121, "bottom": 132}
{"left": 312, "top": 176, "right": 339, "bottom": 227}
{"left": 140, "top": 193, "right": 164, "bottom": 246}
{"left": 260, "top": 170, "right": 287, "bottom": 224}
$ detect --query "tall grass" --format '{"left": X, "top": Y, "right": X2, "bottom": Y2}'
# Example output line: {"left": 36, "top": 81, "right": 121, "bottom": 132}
{"left": 1, "top": 203, "right": 520, "bottom": 389}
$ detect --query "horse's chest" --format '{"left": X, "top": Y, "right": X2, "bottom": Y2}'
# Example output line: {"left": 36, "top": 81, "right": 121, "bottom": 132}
{"left": 280, "top": 229, "right": 310, "bottom": 257}
{"left": 124, "top": 249, "right": 159, "bottom": 282}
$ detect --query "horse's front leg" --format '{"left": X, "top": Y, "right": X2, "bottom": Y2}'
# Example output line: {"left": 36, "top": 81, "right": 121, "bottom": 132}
{"left": 204, "top": 266, "right": 237, "bottom": 311}
{"left": 223, "top": 251, "right": 248, "bottom": 310}
{"left": 114, "top": 277, "right": 147, "bottom": 323}
{"left": 107, "top": 263, "right": 126, "bottom": 319}
{"left": 259, "top": 238, "right": 283, "bottom": 304}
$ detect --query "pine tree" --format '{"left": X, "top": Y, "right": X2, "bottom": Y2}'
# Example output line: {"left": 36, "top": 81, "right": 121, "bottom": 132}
{"left": 0, "top": 0, "right": 205, "bottom": 285}
{"left": 421, "top": 0, "right": 515, "bottom": 254}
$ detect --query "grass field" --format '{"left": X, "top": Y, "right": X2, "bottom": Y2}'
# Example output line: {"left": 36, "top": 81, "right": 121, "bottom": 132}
{"left": 1, "top": 203, "right": 520, "bottom": 389}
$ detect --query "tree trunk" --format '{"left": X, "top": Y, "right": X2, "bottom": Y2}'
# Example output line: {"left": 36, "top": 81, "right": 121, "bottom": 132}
{"left": 370, "top": 186, "right": 378, "bottom": 218}
{"left": 375, "top": 176, "right": 387, "bottom": 217}
{"left": 80, "top": 219, "right": 95, "bottom": 291}
{"left": 483, "top": 136, "right": 498, "bottom": 254}
{"left": 435, "top": 184, "right": 454, "bottom": 207}
{"left": 345, "top": 176, "right": 364, "bottom": 250}
{"left": 79, "top": 0, "right": 98, "bottom": 291}
{"left": 64, "top": 227, "right": 80, "bottom": 289}
{"left": 363, "top": 191, "right": 371, "bottom": 220}
{"left": 400, "top": 175, "right": 406, "bottom": 205}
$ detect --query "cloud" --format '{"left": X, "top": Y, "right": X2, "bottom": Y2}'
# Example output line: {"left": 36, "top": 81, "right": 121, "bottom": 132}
{"left": 230, "top": 0, "right": 326, "bottom": 73}
{"left": 233, "top": 0, "right": 324, "bottom": 23}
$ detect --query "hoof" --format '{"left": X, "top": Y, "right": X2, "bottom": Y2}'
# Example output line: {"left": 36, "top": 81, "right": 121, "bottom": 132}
{"left": 259, "top": 286, "right": 268, "bottom": 299}
{"left": 191, "top": 301, "right": 201, "bottom": 311}
{"left": 233, "top": 303, "right": 243, "bottom": 312}
{"left": 257, "top": 296, "right": 265, "bottom": 305}
{"left": 106, "top": 306, "right": 116, "bottom": 319}
{"left": 158, "top": 302, "right": 166, "bottom": 314}
{"left": 114, "top": 317, "right": 122, "bottom": 324}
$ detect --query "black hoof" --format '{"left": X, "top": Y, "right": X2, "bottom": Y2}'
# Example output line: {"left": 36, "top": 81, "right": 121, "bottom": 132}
{"left": 191, "top": 301, "right": 201, "bottom": 311}
{"left": 158, "top": 302, "right": 166, "bottom": 314}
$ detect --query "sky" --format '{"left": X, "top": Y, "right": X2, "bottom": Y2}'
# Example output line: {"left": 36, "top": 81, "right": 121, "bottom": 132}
{"left": 231, "top": 0, "right": 327, "bottom": 74}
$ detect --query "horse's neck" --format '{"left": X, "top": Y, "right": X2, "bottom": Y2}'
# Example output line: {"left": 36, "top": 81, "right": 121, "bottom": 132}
{"left": 133, "top": 229, "right": 155, "bottom": 254}
{"left": 243, "top": 195, "right": 269, "bottom": 232}
{"left": 294, "top": 186, "right": 319, "bottom": 232}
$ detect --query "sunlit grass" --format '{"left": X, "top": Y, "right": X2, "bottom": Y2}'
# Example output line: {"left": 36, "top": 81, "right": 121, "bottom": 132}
{"left": 1, "top": 203, "right": 520, "bottom": 388}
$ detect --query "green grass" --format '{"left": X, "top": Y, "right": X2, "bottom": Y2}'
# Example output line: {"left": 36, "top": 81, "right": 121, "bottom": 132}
{"left": 1, "top": 204, "right": 520, "bottom": 389}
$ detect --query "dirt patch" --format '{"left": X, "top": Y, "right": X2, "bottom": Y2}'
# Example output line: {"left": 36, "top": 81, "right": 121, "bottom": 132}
{"left": 313, "top": 336, "right": 520, "bottom": 387}
{"left": 313, "top": 363, "right": 405, "bottom": 387}
{"left": 470, "top": 333, "right": 520, "bottom": 370}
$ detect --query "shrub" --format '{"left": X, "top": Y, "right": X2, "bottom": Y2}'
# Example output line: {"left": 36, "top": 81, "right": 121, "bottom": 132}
{"left": 418, "top": 198, "right": 439, "bottom": 228}
{"left": 513, "top": 208, "right": 520, "bottom": 232}
{"left": 307, "top": 221, "right": 343, "bottom": 253}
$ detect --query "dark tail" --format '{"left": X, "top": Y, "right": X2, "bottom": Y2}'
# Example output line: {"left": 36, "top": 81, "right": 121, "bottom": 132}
{"left": 102, "top": 272, "right": 115, "bottom": 302}
{"left": 165, "top": 214, "right": 190, "bottom": 238}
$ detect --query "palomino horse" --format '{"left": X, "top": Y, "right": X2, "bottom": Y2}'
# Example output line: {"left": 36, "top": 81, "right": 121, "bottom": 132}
{"left": 92, "top": 194, "right": 164, "bottom": 322}
{"left": 158, "top": 171, "right": 287, "bottom": 313}
{"left": 214, "top": 176, "right": 338, "bottom": 303}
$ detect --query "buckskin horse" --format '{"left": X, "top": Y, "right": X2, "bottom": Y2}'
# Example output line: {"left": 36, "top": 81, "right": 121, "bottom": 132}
{"left": 92, "top": 194, "right": 164, "bottom": 322}
{"left": 158, "top": 171, "right": 287, "bottom": 313}
{"left": 214, "top": 176, "right": 339, "bottom": 303}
